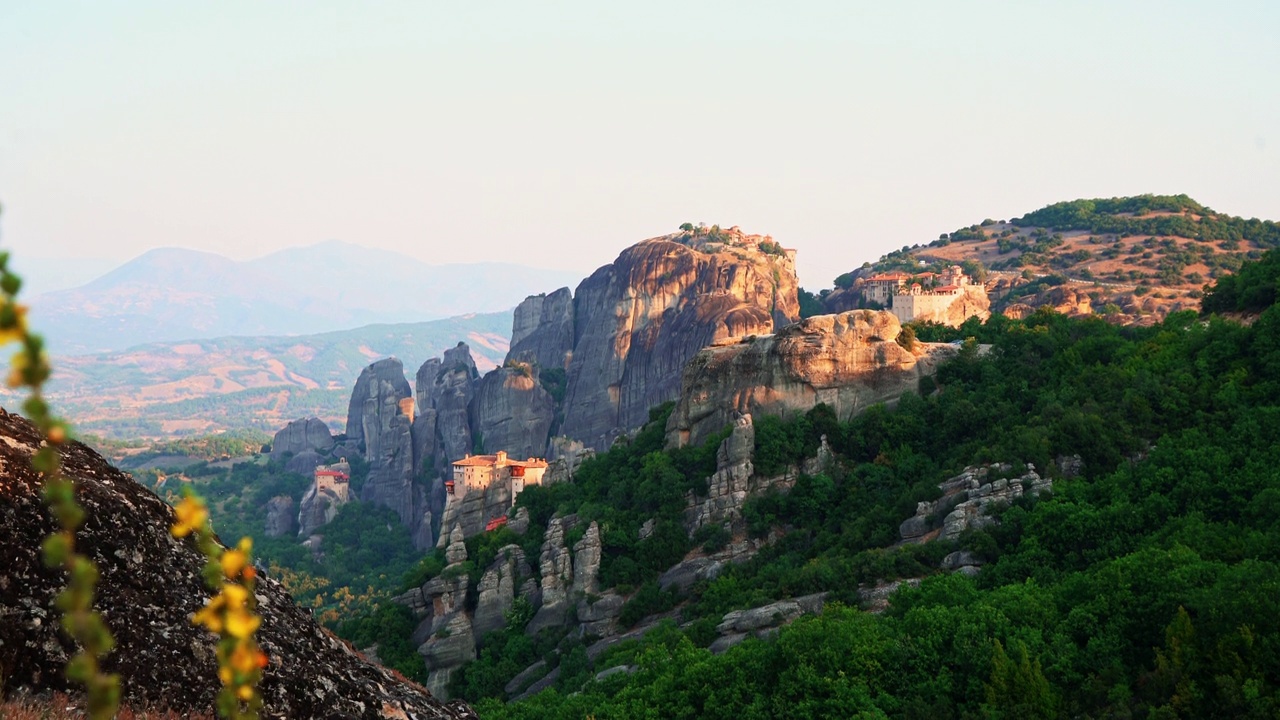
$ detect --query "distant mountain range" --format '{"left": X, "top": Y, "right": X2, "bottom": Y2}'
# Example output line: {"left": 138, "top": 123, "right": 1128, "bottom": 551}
{"left": 29, "top": 240, "right": 581, "bottom": 354}
{"left": 23, "top": 311, "right": 513, "bottom": 439}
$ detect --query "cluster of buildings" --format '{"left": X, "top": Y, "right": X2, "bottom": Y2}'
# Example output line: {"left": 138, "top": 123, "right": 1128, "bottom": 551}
{"left": 449, "top": 450, "right": 548, "bottom": 505}
{"left": 860, "top": 265, "right": 981, "bottom": 324}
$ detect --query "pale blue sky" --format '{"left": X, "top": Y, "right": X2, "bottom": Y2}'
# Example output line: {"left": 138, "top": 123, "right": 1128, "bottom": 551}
{"left": 1, "top": 1, "right": 1277, "bottom": 290}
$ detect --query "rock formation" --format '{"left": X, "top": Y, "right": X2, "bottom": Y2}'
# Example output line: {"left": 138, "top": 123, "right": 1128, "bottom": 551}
{"left": 472, "top": 545, "right": 532, "bottom": 638}
{"left": 558, "top": 231, "right": 800, "bottom": 451}
{"left": 709, "top": 593, "right": 828, "bottom": 655}
{"left": 345, "top": 358, "right": 413, "bottom": 451}
{"left": 396, "top": 527, "right": 477, "bottom": 700}
{"left": 264, "top": 495, "right": 296, "bottom": 538}
{"left": 507, "top": 287, "right": 575, "bottom": 371}
{"left": 684, "top": 413, "right": 756, "bottom": 534}
{"left": 434, "top": 475, "right": 514, "bottom": 549}
{"left": 296, "top": 461, "right": 351, "bottom": 537}
{"left": 269, "top": 416, "right": 334, "bottom": 462}
{"left": 338, "top": 357, "right": 442, "bottom": 549}
{"left": 899, "top": 463, "right": 1052, "bottom": 544}
{"left": 361, "top": 407, "right": 416, "bottom": 530}
{"left": 426, "top": 344, "right": 480, "bottom": 465}
{"left": 527, "top": 515, "right": 578, "bottom": 635}
{"left": 283, "top": 448, "right": 323, "bottom": 476}
{"left": 470, "top": 365, "right": 556, "bottom": 461}
{"left": 666, "top": 309, "right": 957, "bottom": 449}
{"left": 0, "top": 409, "right": 474, "bottom": 719}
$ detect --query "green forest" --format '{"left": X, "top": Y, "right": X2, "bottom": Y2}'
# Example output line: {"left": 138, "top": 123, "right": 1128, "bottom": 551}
{"left": 431, "top": 247, "right": 1280, "bottom": 717}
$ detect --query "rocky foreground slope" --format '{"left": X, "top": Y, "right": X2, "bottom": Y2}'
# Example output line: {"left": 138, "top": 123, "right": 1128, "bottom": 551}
{"left": 0, "top": 409, "right": 474, "bottom": 719}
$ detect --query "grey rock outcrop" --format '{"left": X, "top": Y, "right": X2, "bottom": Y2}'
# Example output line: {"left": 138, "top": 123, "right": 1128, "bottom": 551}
{"left": 899, "top": 463, "right": 1052, "bottom": 544}
{"left": 572, "top": 521, "right": 602, "bottom": 597}
{"left": 264, "top": 496, "right": 295, "bottom": 538}
{"left": 858, "top": 578, "right": 923, "bottom": 613}
{"left": 445, "top": 525, "right": 469, "bottom": 565}
{"left": 345, "top": 358, "right": 412, "bottom": 450}
{"left": 434, "top": 480, "right": 513, "bottom": 549}
{"left": 527, "top": 515, "right": 578, "bottom": 635}
{"left": 473, "top": 545, "right": 531, "bottom": 638}
{"left": 296, "top": 462, "right": 351, "bottom": 538}
{"left": 508, "top": 287, "right": 575, "bottom": 371}
{"left": 578, "top": 593, "right": 625, "bottom": 637}
{"left": 347, "top": 358, "right": 429, "bottom": 547}
{"left": 508, "top": 506, "right": 531, "bottom": 535}
{"left": 283, "top": 449, "right": 322, "bottom": 476}
{"left": 421, "top": 613, "right": 476, "bottom": 700}
{"left": 667, "top": 310, "right": 957, "bottom": 449}
{"left": 709, "top": 593, "right": 828, "bottom": 655}
{"left": 684, "top": 414, "right": 756, "bottom": 534}
{"left": 429, "top": 344, "right": 481, "bottom": 464}
{"left": 406, "top": 532, "right": 478, "bottom": 702}
{"left": 546, "top": 437, "right": 594, "bottom": 481}
{"left": 471, "top": 366, "right": 555, "bottom": 461}
{"left": 270, "top": 417, "right": 334, "bottom": 462}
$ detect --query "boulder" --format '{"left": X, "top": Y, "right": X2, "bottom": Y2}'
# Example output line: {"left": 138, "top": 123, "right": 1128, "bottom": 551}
{"left": 283, "top": 448, "right": 322, "bottom": 476}
{"left": 269, "top": 416, "right": 333, "bottom": 463}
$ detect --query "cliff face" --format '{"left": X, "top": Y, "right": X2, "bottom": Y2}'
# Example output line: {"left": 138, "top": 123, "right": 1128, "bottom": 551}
{"left": 345, "top": 358, "right": 412, "bottom": 449}
{"left": 426, "top": 344, "right": 480, "bottom": 466}
{"left": 507, "top": 287, "right": 574, "bottom": 371}
{"left": 0, "top": 409, "right": 474, "bottom": 719}
{"left": 470, "top": 366, "right": 556, "bottom": 461}
{"left": 557, "top": 232, "right": 800, "bottom": 450}
{"left": 666, "top": 309, "right": 956, "bottom": 448}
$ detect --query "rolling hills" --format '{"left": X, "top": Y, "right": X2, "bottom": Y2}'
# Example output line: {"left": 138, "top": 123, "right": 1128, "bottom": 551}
{"left": 829, "top": 195, "right": 1279, "bottom": 325}
{"left": 13, "top": 311, "right": 512, "bottom": 439}
{"left": 29, "top": 240, "right": 580, "bottom": 354}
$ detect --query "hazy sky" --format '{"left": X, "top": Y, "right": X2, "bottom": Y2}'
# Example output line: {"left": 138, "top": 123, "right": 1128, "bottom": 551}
{"left": 2, "top": 1, "right": 1278, "bottom": 290}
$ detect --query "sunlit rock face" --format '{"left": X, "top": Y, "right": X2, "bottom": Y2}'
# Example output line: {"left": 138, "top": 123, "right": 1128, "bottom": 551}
{"left": 508, "top": 287, "right": 575, "bottom": 371}
{"left": 470, "top": 366, "right": 556, "bottom": 461}
{"left": 557, "top": 231, "right": 800, "bottom": 451}
{"left": 666, "top": 309, "right": 957, "bottom": 449}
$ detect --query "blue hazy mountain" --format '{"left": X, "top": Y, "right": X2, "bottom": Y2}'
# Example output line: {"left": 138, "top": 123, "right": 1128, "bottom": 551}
{"left": 30, "top": 240, "right": 580, "bottom": 354}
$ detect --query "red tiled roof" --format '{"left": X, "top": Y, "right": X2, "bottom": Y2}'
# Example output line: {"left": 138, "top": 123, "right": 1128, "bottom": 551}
{"left": 453, "top": 455, "right": 494, "bottom": 467}
{"left": 452, "top": 454, "right": 548, "bottom": 468}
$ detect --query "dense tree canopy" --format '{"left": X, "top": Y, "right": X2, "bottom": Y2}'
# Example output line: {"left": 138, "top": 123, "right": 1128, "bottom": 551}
{"left": 469, "top": 247, "right": 1280, "bottom": 718}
